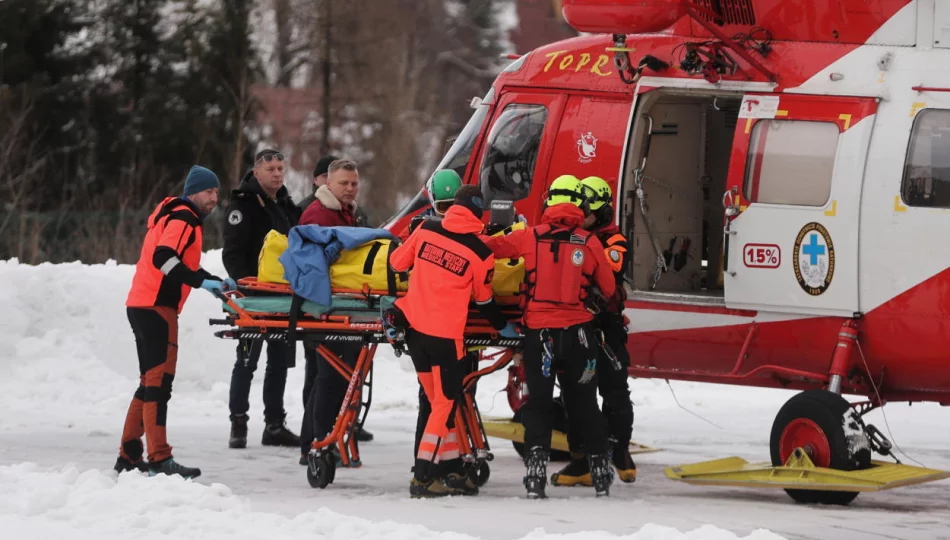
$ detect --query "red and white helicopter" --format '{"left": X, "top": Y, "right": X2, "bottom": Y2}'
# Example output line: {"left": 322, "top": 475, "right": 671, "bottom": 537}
{"left": 385, "top": 0, "right": 950, "bottom": 504}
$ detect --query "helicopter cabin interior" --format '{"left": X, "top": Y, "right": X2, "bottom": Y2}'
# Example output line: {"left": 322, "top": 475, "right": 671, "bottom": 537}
{"left": 620, "top": 90, "right": 744, "bottom": 302}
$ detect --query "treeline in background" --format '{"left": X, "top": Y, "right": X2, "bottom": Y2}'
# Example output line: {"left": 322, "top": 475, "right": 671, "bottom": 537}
{"left": 0, "top": 0, "right": 578, "bottom": 263}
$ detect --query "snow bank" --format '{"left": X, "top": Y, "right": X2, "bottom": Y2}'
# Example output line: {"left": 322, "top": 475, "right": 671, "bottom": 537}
{"left": 0, "top": 251, "right": 421, "bottom": 431}
{"left": 0, "top": 463, "right": 785, "bottom": 540}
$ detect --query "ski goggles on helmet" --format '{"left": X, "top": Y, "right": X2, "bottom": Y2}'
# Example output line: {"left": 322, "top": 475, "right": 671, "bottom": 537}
{"left": 433, "top": 199, "right": 454, "bottom": 215}
{"left": 426, "top": 186, "right": 455, "bottom": 215}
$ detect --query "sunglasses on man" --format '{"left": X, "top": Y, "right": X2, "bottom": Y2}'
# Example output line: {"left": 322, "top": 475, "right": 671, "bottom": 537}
{"left": 255, "top": 152, "right": 284, "bottom": 165}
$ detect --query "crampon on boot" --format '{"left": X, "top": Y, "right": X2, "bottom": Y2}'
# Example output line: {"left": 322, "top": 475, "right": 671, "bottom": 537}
{"left": 551, "top": 452, "right": 592, "bottom": 487}
{"left": 612, "top": 443, "right": 638, "bottom": 483}
{"left": 588, "top": 453, "right": 614, "bottom": 497}
{"left": 149, "top": 457, "right": 201, "bottom": 479}
{"left": 523, "top": 446, "right": 549, "bottom": 499}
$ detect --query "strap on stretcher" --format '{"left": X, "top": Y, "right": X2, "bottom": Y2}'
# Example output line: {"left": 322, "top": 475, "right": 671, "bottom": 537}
{"left": 286, "top": 293, "right": 304, "bottom": 368}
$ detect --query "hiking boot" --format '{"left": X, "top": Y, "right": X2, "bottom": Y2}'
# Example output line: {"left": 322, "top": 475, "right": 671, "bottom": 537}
{"left": 262, "top": 421, "right": 300, "bottom": 447}
{"left": 523, "top": 446, "right": 549, "bottom": 499}
{"left": 149, "top": 457, "right": 201, "bottom": 479}
{"left": 612, "top": 443, "right": 638, "bottom": 483}
{"left": 113, "top": 456, "right": 148, "bottom": 474}
{"left": 354, "top": 425, "right": 374, "bottom": 442}
{"left": 588, "top": 453, "right": 614, "bottom": 497}
{"left": 229, "top": 414, "right": 248, "bottom": 449}
{"left": 443, "top": 472, "right": 479, "bottom": 495}
{"left": 409, "top": 477, "right": 461, "bottom": 498}
{"left": 551, "top": 453, "right": 592, "bottom": 487}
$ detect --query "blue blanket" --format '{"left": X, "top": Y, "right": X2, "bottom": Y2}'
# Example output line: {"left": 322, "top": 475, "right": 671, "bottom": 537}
{"left": 279, "top": 225, "right": 395, "bottom": 305}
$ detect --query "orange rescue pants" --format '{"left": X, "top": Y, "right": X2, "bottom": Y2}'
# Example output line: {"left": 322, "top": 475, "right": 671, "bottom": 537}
{"left": 120, "top": 306, "right": 179, "bottom": 463}
{"left": 406, "top": 329, "right": 466, "bottom": 465}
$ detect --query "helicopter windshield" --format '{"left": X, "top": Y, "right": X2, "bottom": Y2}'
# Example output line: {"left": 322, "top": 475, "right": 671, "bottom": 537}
{"left": 385, "top": 89, "right": 494, "bottom": 225}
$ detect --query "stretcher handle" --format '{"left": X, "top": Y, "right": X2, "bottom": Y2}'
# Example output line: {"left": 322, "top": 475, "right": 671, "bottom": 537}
{"left": 212, "top": 290, "right": 229, "bottom": 303}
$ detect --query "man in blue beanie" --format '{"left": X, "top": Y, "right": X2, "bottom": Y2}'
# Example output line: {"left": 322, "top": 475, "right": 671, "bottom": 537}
{"left": 118, "top": 165, "right": 234, "bottom": 479}
{"left": 183, "top": 165, "right": 223, "bottom": 214}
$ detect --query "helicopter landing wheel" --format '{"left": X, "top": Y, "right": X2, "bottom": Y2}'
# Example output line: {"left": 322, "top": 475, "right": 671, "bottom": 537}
{"left": 770, "top": 390, "right": 872, "bottom": 505}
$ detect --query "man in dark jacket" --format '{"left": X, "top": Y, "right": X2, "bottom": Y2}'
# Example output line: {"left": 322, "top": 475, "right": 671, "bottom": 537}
{"left": 299, "top": 154, "right": 370, "bottom": 226}
{"left": 298, "top": 159, "right": 374, "bottom": 466}
{"left": 222, "top": 149, "right": 302, "bottom": 450}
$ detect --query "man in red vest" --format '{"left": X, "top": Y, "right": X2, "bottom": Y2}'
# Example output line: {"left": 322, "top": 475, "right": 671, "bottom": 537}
{"left": 484, "top": 174, "right": 616, "bottom": 499}
{"left": 551, "top": 175, "right": 637, "bottom": 487}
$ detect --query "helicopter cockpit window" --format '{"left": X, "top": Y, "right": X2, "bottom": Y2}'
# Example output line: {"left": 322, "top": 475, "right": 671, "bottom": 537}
{"left": 902, "top": 109, "right": 950, "bottom": 208}
{"left": 478, "top": 103, "right": 548, "bottom": 206}
{"left": 436, "top": 95, "right": 492, "bottom": 180}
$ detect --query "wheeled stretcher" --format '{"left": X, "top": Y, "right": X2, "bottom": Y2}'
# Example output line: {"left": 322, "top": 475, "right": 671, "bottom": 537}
{"left": 209, "top": 277, "right": 524, "bottom": 489}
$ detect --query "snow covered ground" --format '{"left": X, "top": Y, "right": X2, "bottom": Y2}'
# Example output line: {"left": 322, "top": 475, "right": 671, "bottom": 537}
{"left": 2, "top": 253, "right": 949, "bottom": 540}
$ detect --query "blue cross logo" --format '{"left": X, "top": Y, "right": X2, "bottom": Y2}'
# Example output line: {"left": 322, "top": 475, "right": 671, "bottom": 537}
{"left": 802, "top": 233, "right": 825, "bottom": 265}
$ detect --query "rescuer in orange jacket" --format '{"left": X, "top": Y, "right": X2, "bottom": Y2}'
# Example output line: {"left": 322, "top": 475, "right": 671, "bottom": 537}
{"left": 552, "top": 176, "right": 637, "bottom": 488}
{"left": 116, "top": 166, "right": 235, "bottom": 479}
{"left": 484, "top": 174, "right": 616, "bottom": 499}
{"left": 389, "top": 185, "right": 516, "bottom": 498}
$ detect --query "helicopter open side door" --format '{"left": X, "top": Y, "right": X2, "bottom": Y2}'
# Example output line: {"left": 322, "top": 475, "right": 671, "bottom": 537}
{"left": 722, "top": 94, "right": 878, "bottom": 317}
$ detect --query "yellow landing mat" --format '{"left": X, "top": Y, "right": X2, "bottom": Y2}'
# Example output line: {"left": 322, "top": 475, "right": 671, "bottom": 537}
{"left": 482, "top": 417, "right": 661, "bottom": 455}
{"left": 665, "top": 450, "right": 950, "bottom": 492}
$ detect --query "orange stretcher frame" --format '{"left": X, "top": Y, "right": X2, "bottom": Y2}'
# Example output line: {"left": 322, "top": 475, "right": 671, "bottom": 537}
{"left": 210, "top": 277, "right": 524, "bottom": 489}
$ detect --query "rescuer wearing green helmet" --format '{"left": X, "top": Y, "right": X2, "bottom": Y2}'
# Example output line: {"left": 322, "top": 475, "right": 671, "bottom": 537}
{"left": 406, "top": 168, "right": 484, "bottom": 492}
{"left": 551, "top": 176, "right": 637, "bottom": 488}
{"left": 484, "top": 174, "right": 616, "bottom": 499}
{"left": 408, "top": 169, "right": 463, "bottom": 235}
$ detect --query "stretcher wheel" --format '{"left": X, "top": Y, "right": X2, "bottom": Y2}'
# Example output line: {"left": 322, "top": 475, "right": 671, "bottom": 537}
{"left": 475, "top": 461, "right": 490, "bottom": 487}
{"left": 769, "top": 390, "right": 871, "bottom": 505}
{"left": 306, "top": 454, "right": 336, "bottom": 489}
{"left": 511, "top": 399, "right": 572, "bottom": 462}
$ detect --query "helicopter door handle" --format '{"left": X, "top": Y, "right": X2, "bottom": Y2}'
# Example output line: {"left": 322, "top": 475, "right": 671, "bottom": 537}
{"left": 723, "top": 224, "right": 737, "bottom": 276}
{"left": 722, "top": 187, "right": 739, "bottom": 277}
{"left": 723, "top": 187, "right": 739, "bottom": 217}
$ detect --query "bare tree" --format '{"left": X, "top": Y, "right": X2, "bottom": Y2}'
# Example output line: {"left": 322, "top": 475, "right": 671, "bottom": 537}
{"left": 0, "top": 89, "right": 48, "bottom": 261}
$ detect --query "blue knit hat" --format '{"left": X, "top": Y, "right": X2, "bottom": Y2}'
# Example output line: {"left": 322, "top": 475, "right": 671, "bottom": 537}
{"left": 183, "top": 166, "right": 220, "bottom": 197}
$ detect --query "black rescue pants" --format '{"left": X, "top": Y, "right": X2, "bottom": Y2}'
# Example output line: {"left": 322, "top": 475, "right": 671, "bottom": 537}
{"left": 228, "top": 338, "right": 290, "bottom": 424}
{"left": 567, "top": 312, "right": 633, "bottom": 453}
{"left": 521, "top": 323, "right": 608, "bottom": 456}
{"left": 299, "top": 346, "right": 319, "bottom": 455}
